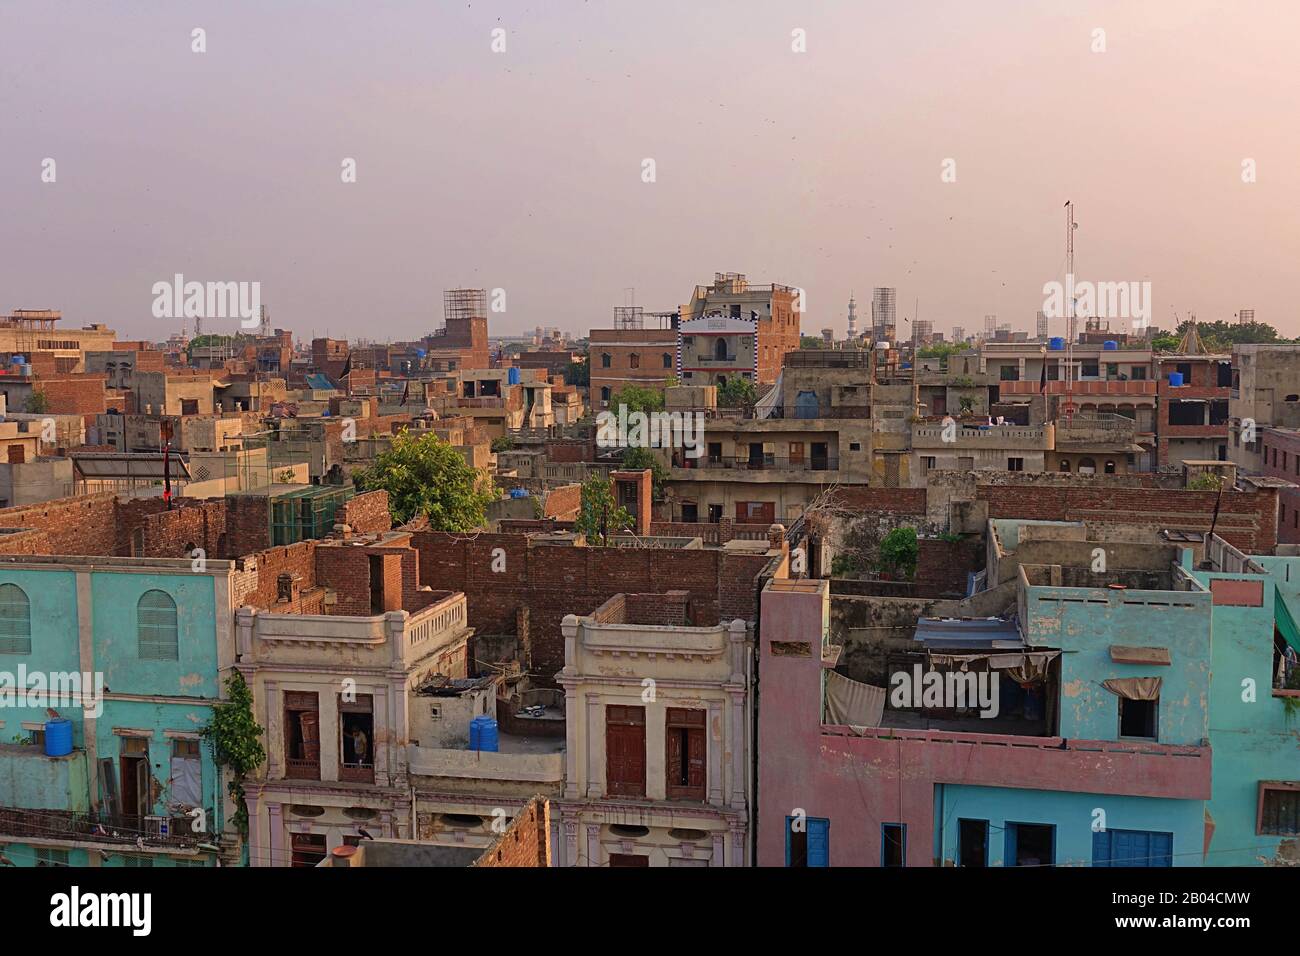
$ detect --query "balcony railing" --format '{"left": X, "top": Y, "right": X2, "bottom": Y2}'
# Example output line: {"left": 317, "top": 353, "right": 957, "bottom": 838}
{"left": 339, "top": 761, "right": 375, "bottom": 784}
{"left": 285, "top": 757, "right": 321, "bottom": 780}
{"left": 677, "top": 455, "right": 838, "bottom": 472}
{"left": 0, "top": 807, "right": 205, "bottom": 848}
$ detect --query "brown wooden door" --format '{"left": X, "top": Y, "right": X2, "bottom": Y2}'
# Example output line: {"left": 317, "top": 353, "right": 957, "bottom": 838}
{"left": 609, "top": 853, "right": 649, "bottom": 867}
{"left": 666, "top": 708, "right": 707, "bottom": 800}
{"left": 605, "top": 706, "right": 646, "bottom": 797}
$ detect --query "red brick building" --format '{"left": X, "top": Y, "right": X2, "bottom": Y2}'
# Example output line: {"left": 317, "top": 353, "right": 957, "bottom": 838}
{"left": 1155, "top": 353, "right": 1232, "bottom": 466}
{"left": 1260, "top": 428, "right": 1300, "bottom": 544}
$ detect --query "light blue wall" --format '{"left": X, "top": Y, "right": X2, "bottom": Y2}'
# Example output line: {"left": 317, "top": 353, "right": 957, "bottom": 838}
{"left": 0, "top": 565, "right": 227, "bottom": 866}
{"left": 936, "top": 784, "right": 1204, "bottom": 867}
{"left": 1023, "top": 581, "right": 1212, "bottom": 745}
{"left": 0, "top": 569, "right": 81, "bottom": 746}
{"left": 1194, "top": 556, "right": 1300, "bottom": 866}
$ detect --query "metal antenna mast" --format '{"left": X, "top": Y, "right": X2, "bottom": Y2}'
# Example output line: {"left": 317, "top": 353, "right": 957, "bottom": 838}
{"left": 1064, "top": 201, "right": 1076, "bottom": 421}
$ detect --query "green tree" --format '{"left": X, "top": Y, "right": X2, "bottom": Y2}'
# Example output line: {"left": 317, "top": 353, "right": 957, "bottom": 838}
{"left": 491, "top": 435, "right": 514, "bottom": 453}
{"left": 1150, "top": 333, "right": 1181, "bottom": 352}
{"left": 24, "top": 389, "right": 50, "bottom": 414}
{"left": 799, "top": 335, "right": 825, "bottom": 349}
{"left": 202, "top": 672, "right": 265, "bottom": 836}
{"left": 621, "top": 446, "right": 669, "bottom": 500}
{"left": 916, "top": 342, "right": 967, "bottom": 363}
{"left": 186, "top": 333, "right": 239, "bottom": 359}
{"left": 355, "top": 429, "right": 495, "bottom": 528}
{"left": 564, "top": 359, "right": 589, "bottom": 387}
{"left": 717, "top": 377, "right": 757, "bottom": 408}
{"left": 609, "top": 383, "right": 665, "bottom": 415}
{"left": 572, "top": 476, "right": 633, "bottom": 545}
{"left": 878, "top": 526, "right": 919, "bottom": 580}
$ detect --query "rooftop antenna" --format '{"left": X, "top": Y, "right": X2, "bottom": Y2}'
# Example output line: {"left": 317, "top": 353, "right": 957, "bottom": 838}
{"left": 1064, "top": 200, "right": 1077, "bottom": 422}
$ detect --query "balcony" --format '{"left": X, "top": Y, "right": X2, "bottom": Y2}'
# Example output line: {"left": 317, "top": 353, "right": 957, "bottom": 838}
{"left": 0, "top": 744, "right": 91, "bottom": 812}
{"left": 1000, "top": 379, "right": 1156, "bottom": 398}
{"left": 678, "top": 455, "right": 838, "bottom": 472}
{"left": 1053, "top": 413, "right": 1138, "bottom": 449}
{"left": 911, "top": 422, "right": 1053, "bottom": 451}
{"left": 407, "top": 740, "right": 564, "bottom": 785}
{"left": 284, "top": 757, "right": 321, "bottom": 781}
{"left": 240, "top": 593, "right": 469, "bottom": 670}
{"left": 0, "top": 807, "right": 207, "bottom": 849}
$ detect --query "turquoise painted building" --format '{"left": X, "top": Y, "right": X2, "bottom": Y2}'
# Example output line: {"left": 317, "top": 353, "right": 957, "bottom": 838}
{"left": 929, "top": 520, "right": 1299, "bottom": 868}
{"left": 0, "top": 556, "right": 237, "bottom": 867}
{"left": 1187, "top": 545, "right": 1300, "bottom": 866}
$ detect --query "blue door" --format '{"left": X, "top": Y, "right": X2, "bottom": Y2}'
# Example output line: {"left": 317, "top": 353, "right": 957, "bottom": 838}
{"left": 1092, "top": 829, "right": 1172, "bottom": 867}
{"left": 785, "top": 816, "right": 830, "bottom": 866}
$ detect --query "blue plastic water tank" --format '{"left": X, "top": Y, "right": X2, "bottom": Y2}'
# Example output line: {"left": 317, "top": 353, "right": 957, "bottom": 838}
{"left": 509, "top": 488, "right": 530, "bottom": 499}
{"left": 507, "top": 367, "right": 521, "bottom": 386}
{"left": 10, "top": 356, "right": 23, "bottom": 365}
{"left": 1168, "top": 371, "right": 1185, "bottom": 387}
{"left": 470, "top": 716, "right": 499, "bottom": 753}
{"left": 44, "top": 719, "right": 73, "bottom": 757}
{"left": 1103, "top": 340, "right": 1119, "bottom": 351}
{"left": 1048, "top": 337, "right": 1066, "bottom": 351}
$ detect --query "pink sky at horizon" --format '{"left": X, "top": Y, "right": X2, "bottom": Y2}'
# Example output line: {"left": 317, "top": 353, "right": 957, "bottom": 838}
{"left": 1, "top": 0, "right": 1296, "bottom": 343}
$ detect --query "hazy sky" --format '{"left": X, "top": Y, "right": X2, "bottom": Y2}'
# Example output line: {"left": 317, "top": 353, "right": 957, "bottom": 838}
{"left": 2, "top": 1, "right": 1297, "bottom": 343}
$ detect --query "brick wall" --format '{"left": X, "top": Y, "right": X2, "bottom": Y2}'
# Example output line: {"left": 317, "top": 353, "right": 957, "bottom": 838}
{"left": 542, "top": 484, "right": 581, "bottom": 519}
{"left": 36, "top": 375, "right": 108, "bottom": 420}
{"left": 235, "top": 542, "right": 319, "bottom": 610}
{"left": 913, "top": 537, "right": 983, "bottom": 599}
{"left": 315, "top": 546, "right": 374, "bottom": 616}
{"left": 546, "top": 440, "right": 591, "bottom": 464}
{"left": 338, "top": 490, "right": 392, "bottom": 534}
{"left": 412, "top": 532, "right": 772, "bottom": 680}
{"left": 115, "top": 498, "right": 228, "bottom": 558}
{"left": 226, "top": 496, "right": 270, "bottom": 558}
{"left": 473, "top": 796, "right": 550, "bottom": 868}
{"left": 0, "top": 493, "right": 119, "bottom": 554}
{"left": 977, "top": 484, "right": 1277, "bottom": 553}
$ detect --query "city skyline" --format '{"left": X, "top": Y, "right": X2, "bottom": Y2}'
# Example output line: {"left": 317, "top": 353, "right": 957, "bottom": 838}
{"left": 3, "top": 1, "right": 1297, "bottom": 342}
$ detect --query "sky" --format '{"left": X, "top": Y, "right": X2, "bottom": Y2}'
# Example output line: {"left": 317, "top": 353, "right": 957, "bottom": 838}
{"left": 2, "top": 1, "right": 1297, "bottom": 344}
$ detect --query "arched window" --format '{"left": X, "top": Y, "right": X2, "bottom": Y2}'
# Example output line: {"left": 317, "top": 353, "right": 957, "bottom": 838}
{"left": 1104, "top": 460, "right": 1117, "bottom": 474}
{"left": 600, "top": 386, "right": 611, "bottom": 403}
{"left": 1078, "top": 457, "right": 1097, "bottom": 475}
{"left": 138, "top": 590, "right": 179, "bottom": 661}
{"left": 629, "top": 353, "right": 640, "bottom": 369}
{"left": 601, "top": 353, "right": 611, "bottom": 368}
{"left": 715, "top": 338, "right": 728, "bottom": 361}
{"left": 662, "top": 353, "right": 672, "bottom": 369}
{"left": 1059, "top": 460, "right": 1071, "bottom": 472}
{"left": 0, "top": 584, "right": 31, "bottom": 654}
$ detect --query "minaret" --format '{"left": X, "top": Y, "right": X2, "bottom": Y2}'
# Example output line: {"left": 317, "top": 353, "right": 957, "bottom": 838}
{"left": 846, "top": 293, "right": 858, "bottom": 339}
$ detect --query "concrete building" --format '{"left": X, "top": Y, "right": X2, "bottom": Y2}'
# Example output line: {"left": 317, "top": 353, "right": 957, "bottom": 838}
{"left": 677, "top": 315, "right": 760, "bottom": 390}
{"left": 553, "top": 592, "right": 752, "bottom": 866}
{"left": 758, "top": 532, "right": 1216, "bottom": 866}
{"left": 1229, "top": 344, "right": 1300, "bottom": 475}
{"left": 0, "top": 554, "right": 239, "bottom": 867}
{"left": 681, "top": 273, "right": 801, "bottom": 385}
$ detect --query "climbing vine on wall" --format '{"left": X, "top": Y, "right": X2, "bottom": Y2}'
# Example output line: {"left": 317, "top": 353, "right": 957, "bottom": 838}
{"left": 202, "top": 672, "right": 265, "bottom": 836}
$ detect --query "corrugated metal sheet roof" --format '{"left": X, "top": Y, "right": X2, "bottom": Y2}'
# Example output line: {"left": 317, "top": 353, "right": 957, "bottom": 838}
{"left": 913, "top": 617, "right": 1023, "bottom": 650}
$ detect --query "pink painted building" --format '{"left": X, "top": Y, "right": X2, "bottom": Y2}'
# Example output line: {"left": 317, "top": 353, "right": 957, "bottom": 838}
{"left": 756, "top": 578, "right": 1213, "bottom": 867}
